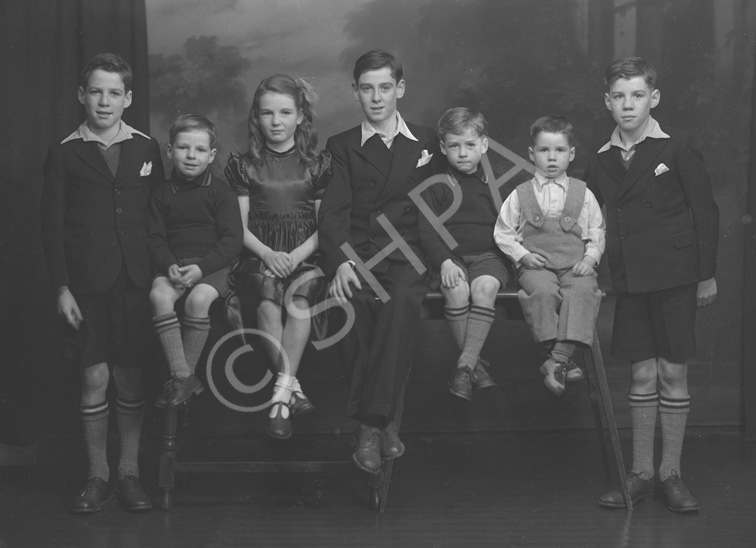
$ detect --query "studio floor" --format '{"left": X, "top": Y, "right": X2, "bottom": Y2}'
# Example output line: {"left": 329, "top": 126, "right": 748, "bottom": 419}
{"left": 1, "top": 427, "right": 754, "bottom": 548}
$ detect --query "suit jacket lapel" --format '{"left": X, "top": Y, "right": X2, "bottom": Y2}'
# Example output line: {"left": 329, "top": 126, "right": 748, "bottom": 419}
{"left": 353, "top": 134, "right": 391, "bottom": 178}
{"left": 618, "top": 138, "right": 668, "bottom": 201}
{"left": 377, "top": 134, "right": 423, "bottom": 205}
{"left": 71, "top": 140, "right": 114, "bottom": 183}
{"left": 115, "top": 137, "right": 148, "bottom": 186}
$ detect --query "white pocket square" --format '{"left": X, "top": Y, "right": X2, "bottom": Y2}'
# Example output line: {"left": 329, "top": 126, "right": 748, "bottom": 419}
{"left": 654, "top": 163, "right": 669, "bottom": 177}
{"left": 416, "top": 150, "right": 433, "bottom": 168}
{"left": 140, "top": 161, "right": 153, "bottom": 177}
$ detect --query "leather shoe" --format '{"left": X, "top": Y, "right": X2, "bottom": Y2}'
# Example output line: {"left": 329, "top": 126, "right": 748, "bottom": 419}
{"left": 473, "top": 358, "right": 497, "bottom": 390}
{"left": 289, "top": 390, "right": 315, "bottom": 417}
{"left": 599, "top": 471, "right": 656, "bottom": 508}
{"left": 117, "top": 475, "right": 152, "bottom": 511}
{"left": 564, "top": 360, "right": 584, "bottom": 382}
{"left": 71, "top": 477, "right": 111, "bottom": 514}
{"left": 156, "top": 374, "right": 205, "bottom": 408}
{"left": 352, "top": 424, "right": 382, "bottom": 474}
{"left": 660, "top": 471, "right": 699, "bottom": 513}
{"left": 540, "top": 358, "right": 566, "bottom": 396}
{"left": 268, "top": 402, "right": 292, "bottom": 440}
{"left": 448, "top": 366, "right": 474, "bottom": 401}
{"left": 380, "top": 421, "right": 405, "bottom": 460}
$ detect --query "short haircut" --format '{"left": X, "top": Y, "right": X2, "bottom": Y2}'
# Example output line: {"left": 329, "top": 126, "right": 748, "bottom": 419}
{"left": 82, "top": 53, "right": 133, "bottom": 93}
{"left": 353, "top": 50, "right": 403, "bottom": 83}
{"left": 437, "top": 107, "right": 487, "bottom": 140}
{"left": 604, "top": 56, "right": 657, "bottom": 90}
{"left": 530, "top": 116, "right": 574, "bottom": 147}
{"left": 168, "top": 114, "right": 218, "bottom": 147}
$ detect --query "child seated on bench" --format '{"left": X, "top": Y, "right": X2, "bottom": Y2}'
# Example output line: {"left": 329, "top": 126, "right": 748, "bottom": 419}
{"left": 494, "top": 116, "right": 605, "bottom": 396}
{"left": 419, "top": 107, "right": 510, "bottom": 401}
{"left": 149, "top": 114, "right": 243, "bottom": 408}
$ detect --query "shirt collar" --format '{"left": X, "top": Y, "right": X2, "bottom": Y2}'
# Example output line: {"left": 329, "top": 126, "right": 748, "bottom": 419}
{"left": 169, "top": 168, "right": 211, "bottom": 193}
{"left": 447, "top": 163, "right": 487, "bottom": 185}
{"left": 61, "top": 120, "right": 150, "bottom": 147}
{"left": 533, "top": 171, "right": 569, "bottom": 189}
{"left": 598, "top": 116, "right": 670, "bottom": 153}
{"left": 360, "top": 111, "right": 417, "bottom": 147}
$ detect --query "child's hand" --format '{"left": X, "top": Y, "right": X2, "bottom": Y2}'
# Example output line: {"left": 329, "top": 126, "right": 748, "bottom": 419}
{"left": 168, "top": 264, "right": 183, "bottom": 285}
{"left": 56, "top": 286, "right": 83, "bottom": 330}
{"left": 697, "top": 277, "right": 717, "bottom": 307}
{"left": 177, "top": 264, "right": 203, "bottom": 288}
{"left": 263, "top": 268, "right": 276, "bottom": 278}
{"left": 521, "top": 253, "right": 547, "bottom": 270}
{"left": 440, "top": 259, "right": 466, "bottom": 288}
{"left": 262, "top": 249, "right": 294, "bottom": 278}
{"left": 572, "top": 257, "right": 596, "bottom": 277}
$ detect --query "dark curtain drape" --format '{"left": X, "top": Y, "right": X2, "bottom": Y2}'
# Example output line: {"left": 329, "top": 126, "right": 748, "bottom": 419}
{"left": 0, "top": 0, "right": 150, "bottom": 444}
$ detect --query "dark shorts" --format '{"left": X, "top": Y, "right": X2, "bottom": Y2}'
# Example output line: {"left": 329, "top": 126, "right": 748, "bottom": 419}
{"left": 430, "top": 251, "right": 511, "bottom": 291}
{"left": 176, "top": 258, "right": 232, "bottom": 297}
{"left": 67, "top": 269, "right": 152, "bottom": 369}
{"left": 611, "top": 283, "right": 697, "bottom": 363}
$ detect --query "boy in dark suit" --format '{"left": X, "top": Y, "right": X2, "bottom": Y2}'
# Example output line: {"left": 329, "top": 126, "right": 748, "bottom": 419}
{"left": 585, "top": 57, "right": 719, "bottom": 514}
{"left": 41, "top": 53, "right": 164, "bottom": 513}
{"left": 318, "top": 50, "right": 441, "bottom": 474}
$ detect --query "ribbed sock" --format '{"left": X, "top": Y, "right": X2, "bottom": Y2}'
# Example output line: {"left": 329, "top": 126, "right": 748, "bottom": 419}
{"left": 153, "top": 312, "right": 190, "bottom": 377}
{"left": 80, "top": 401, "right": 110, "bottom": 481}
{"left": 457, "top": 305, "right": 495, "bottom": 369}
{"left": 115, "top": 396, "right": 144, "bottom": 479}
{"left": 550, "top": 340, "right": 576, "bottom": 363}
{"left": 659, "top": 395, "right": 690, "bottom": 481}
{"left": 182, "top": 315, "right": 211, "bottom": 374}
{"left": 444, "top": 304, "right": 470, "bottom": 350}
{"left": 628, "top": 392, "right": 659, "bottom": 480}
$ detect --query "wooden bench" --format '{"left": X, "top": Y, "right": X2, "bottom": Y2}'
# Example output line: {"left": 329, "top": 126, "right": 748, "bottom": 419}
{"left": 157, "top": 288, "right": 632, "bottom": 512}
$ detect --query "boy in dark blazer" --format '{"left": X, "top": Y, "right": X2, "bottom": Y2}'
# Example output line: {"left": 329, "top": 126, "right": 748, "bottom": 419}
{"left": 585, "top": 57, "right": 719, "bottom": 514}
{"left": 41, "top": 53, "right": 164, "bottom": 513}
{"left": 318, "top": 50, "right": 441, "bottom": 474}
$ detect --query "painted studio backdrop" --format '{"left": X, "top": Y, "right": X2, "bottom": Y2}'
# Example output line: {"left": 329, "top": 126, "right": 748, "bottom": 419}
{"left": 1, "top": 0, "right": 755, "bottom": 443}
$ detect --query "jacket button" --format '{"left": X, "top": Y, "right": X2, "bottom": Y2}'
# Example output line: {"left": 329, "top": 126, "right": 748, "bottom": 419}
{"left": 644, "top": 201, "right": 653, "bottom": 208}
{"left": 617, "top": 206, "right": 623, "bottom": 212}
{"left": 116, "top": 208, "right": 123, "bottom": 214}
{"left": 564, "top": 216, "right": 571, "bottom": 222}
{"left": 620, "top": 233, "right": 627, "bottom": 240}
{"left": 534, "top": 215, "right": 540, "bottom": 221}
{"left": 114, "top": 189, "right": 120, "bottom": 195}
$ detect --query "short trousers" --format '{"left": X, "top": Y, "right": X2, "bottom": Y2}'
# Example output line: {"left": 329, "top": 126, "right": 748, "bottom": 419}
{"left": 67, "top": 269, "right": 152, "bottom": 369}
{"left": 430, "top": 251, "right": 511, "bottom": 291}
{"left": 611, "top": 282, "right": 698, "bottom": 363}
{"left": 156, "top": 257, "right": 232, "bottom": 297}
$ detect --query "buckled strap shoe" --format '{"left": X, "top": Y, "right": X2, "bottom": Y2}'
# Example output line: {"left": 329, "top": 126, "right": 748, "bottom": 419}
{"left": 71, "top": 477, "right": 112, "bottom": 514}
{"left": 161, "top": 374, "right": 205, "bottom": 408}
{"left": 540, "top": 358, "right": 567, "bottom": 396}
{"left": 599, "top": 471, "right": 656, "bottom": 509}
{"left": 472, "top": 358, "right": 497, "bottom": 390}
{"left": 352, "top": 424, "right": 382, "bottom": 474}
{"left": 380, "top": 421, "right": 405, "bottom": 460}
{"left": 289, "top": 390, "right": 315, "bottom": 417}
{"left": 661, "top": 471, "right": 699, "bottom": 514}
{"left": 117, "top": 475, "right": 152, "bottom": 511}
{"left": 448, "top": 366, "right": 475, "bottom": 401}
{"left": 268, "top": 402, "right": 293, "bottom": 440}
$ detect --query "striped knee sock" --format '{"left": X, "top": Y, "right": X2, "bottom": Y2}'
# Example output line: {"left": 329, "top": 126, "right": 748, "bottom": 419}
{"left": 153, "top": 312, "right": 190, "bottom": 377}
{"left": 80, "top": 401, "right": 110, "bottom": 481}
{"left": 115, "top": 396, "right": 144, "bottom": 479}
{"left": 659, "top": 395, "right": 690, "bottom": 481}
{"left": 444, "top": 304, "right": 469, "bottom": 350}
{"left": 183, "top": 315, "right": 211, "bottom": 374}
{"left": 458, "top": 305, "right": 495, "bottom": 369}
{"left": 629, "top": 392, "right": 659, "bottom": 480}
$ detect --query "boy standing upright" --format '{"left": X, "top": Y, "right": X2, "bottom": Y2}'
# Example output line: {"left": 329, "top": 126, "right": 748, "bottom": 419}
{"left": 41, "top": 53, "right": 164, "bottom": 513}
{"left": 318, "top": 50, "right": 441, "bottom": 474}
{"left": 585, "top": 57, "right": 719, "bottom": 513}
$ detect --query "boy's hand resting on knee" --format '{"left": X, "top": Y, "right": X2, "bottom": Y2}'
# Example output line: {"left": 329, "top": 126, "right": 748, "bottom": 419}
{"left": 440, "top": 259, "right": 467, "bottom": 288}
{"left": 697, "top": 277, "right": 717, "bottom": 308}
{"left": 329, "top": 261, "right": 361, "bottom": 304}
{"left": 572, "top": 257, "right": 597, "bottom": 277}
{"left": 177, "top": 264, "right": 202, "bottom": 289}
{"left": 57, "top": 286, "right": 83, "bottom": 330}
{"left": 168, "top": 264, "right": 183, "bottom": 287}
{"left": 521, "top": 252, "right": 547, "bottom": 270}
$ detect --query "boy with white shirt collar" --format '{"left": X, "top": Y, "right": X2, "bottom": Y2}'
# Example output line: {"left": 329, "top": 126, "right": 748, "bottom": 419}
{"left": 494, "top": 116, "right": 605, "bottom": 397}
{"left": 585, "top": 57, "right": 719, "bottom": 514}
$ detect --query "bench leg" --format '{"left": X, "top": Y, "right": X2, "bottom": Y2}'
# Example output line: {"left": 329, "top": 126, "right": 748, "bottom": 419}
{"left": 585, "top": 328, "right": 632, "bottom": 510}
{"left": 158, "top": 405, "right": 179, "bottom": 511}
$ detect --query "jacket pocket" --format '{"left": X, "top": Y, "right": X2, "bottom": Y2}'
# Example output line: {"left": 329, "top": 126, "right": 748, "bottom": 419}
{"left": 672, "top": 229, "right": 696, "bottom": 249}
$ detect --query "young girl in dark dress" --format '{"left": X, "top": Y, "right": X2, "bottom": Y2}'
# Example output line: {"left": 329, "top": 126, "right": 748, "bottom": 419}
{"left": 225, "top": 75, "right": 330, "bottom": 440}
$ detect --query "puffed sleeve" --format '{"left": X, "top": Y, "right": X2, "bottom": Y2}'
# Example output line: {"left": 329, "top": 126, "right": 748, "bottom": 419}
{"left": 224, "top": 152, "right": 251, "bottom": 196}
{"left": 309, "top": 149, "right": 332, "bottom": 200}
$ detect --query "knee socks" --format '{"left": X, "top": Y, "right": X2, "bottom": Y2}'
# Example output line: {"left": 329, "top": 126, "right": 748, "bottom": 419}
{"left": 115, "top": 396, "right": 144, "bottom": 479}
{"left": 153, "top": 312, "right": 190, "bottom": 378}
{"left": 80, "top": 401, "right": 109, "bottom": 481}
{"left": 659, "top": 395, "right": 690, "bottom": 481}
{"left": 444, "top": 304, "right": 469, "bottom": 350}
{"left": 182, "top": 315, "right": 211, "bottom": 374}
{"left": 458, "top": 305, "right": 495, "bottom": 369}
{"left": 629, "top": 392, "right": 658, "bottom": 480}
